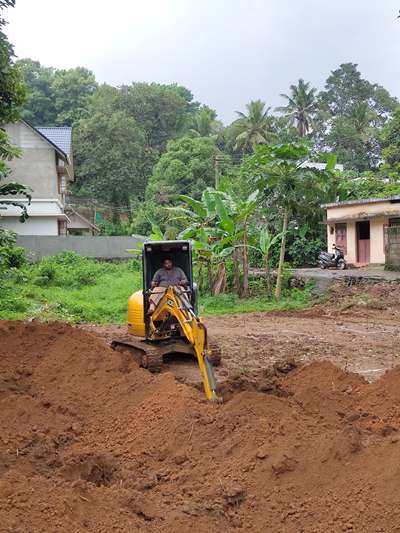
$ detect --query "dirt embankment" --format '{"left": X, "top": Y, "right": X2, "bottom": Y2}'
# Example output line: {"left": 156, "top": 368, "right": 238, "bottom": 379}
{"left": 2, "top": 320, "right": 400, "bottom": 532}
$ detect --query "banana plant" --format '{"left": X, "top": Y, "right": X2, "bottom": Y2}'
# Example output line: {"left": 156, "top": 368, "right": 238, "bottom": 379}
{"left": 257, "top": 228, "right": 284, "bottom": 295}
{"left": 170, "top": 186, "right": 259, "bottom": 297}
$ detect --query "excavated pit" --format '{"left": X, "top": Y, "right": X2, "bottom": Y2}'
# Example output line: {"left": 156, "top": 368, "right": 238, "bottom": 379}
{"left": 1, "top": 319, "right": 400, "bottom": 532}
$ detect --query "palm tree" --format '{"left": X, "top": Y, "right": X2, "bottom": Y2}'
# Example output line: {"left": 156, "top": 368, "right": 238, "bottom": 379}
{"left": 233, "top": 100, "right": 274, "bottom": 153}
{"left": 190, "top": 107, "right": 222, "bottom": 138}
{"left": 276, "top": 79, "right": 317, "bottom": 137}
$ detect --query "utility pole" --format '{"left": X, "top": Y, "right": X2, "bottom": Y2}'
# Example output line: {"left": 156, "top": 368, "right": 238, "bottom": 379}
{"left": 214, "top": 155, "right": 222, "bottom": 189}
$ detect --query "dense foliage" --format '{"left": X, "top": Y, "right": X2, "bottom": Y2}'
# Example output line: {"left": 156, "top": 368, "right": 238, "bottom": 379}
{"left": 5, "top": 44, "right": 400, "bottom": 296}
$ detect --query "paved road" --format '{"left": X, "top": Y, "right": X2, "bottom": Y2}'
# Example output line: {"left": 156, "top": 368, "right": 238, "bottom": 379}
{"left": 291, "top": 266, "right": 400, "bottom": 282}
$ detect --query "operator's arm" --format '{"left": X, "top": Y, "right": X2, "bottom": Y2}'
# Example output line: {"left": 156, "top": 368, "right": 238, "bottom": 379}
{"left": 151, "top": 269, "right": 162, "bottom": 289}
{"left": 177, "top": 267, "right": 188, "bottom": 287}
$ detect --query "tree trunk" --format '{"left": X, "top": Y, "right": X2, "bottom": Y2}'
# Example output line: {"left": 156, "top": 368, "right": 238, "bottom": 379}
{"left": 240, "top": 224, "right": 249, "bottom": 298}
{"left": 275, "top": 207, "right": 289, "bottom": 299}
{"left": 207, "top": 262, "right": 213, "bottom": 295}
{"left": 233, "top": 246, "right": 240, "bottom": 293}
{"left": 212, "top": 262, "right": 226, "bottom": 295}
{"left": 265, "top": 250, "right": 271, "bottom": 296}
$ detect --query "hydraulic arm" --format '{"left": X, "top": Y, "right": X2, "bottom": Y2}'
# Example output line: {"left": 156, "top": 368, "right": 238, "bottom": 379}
{"left": 148, "top": 286, "right": 218, "bottom": 401}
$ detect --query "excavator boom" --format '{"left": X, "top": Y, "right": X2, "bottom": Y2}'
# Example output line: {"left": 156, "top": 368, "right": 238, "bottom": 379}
{"left": 149, "top": 286, "right": 218, "bottom": 401}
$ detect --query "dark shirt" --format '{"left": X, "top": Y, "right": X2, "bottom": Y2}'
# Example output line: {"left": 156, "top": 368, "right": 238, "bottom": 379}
{"left": 152, "top": 266, "right": 188, "bottom": 288}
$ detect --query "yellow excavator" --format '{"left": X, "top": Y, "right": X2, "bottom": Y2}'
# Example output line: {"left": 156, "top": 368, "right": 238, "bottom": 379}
{"left": 111, "top": 240, "right": 221, "bottom": 401}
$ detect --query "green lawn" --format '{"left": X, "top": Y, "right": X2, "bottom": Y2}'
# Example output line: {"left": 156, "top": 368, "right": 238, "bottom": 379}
{"left": 0, "top": 253, "right": 312, "bottom": 323}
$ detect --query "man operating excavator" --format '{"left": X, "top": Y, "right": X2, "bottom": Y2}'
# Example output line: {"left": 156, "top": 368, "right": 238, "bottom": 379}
{"left": 148, "top": 257, "right": 188, "bottom": 314}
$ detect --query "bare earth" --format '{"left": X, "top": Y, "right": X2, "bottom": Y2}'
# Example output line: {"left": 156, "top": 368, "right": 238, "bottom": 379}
{"left": 2, "top": 280, "right": 400, "bottom": 532}
{"left": 83, "top": 281, "right": 400, "bottom": 388}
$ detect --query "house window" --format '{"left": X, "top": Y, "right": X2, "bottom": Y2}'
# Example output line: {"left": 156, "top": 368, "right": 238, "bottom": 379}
{"left": 58, "top": 175, "right": 66, "bottom": 194}
{"left": 389, "top": 218, "right": 400, "bottom": 226}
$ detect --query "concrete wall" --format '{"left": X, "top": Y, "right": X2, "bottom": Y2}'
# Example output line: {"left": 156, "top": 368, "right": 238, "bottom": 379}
{"left": 386, "top": 227, "right": 400, "bottom": 269}
{"left": 1, "top": 216, "right": 59, "bottom": 236}
{"left": 16, "top": 235, "right": 145, "bottom": 261}
{"left": 4, "top": 122, "right": 60, "bottom": 200}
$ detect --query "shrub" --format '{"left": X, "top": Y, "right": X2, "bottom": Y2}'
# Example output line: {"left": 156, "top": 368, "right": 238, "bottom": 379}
{"left": 32, "top": 252, "right": 117, "bottom": 289}
{"left": 0, "top": 229, "right": 17, "bottom": 247}
{"left": 287, "top": 237, "right": 325, "bottom": 267}
{"left": 0, "top": 245, "right": 26, "bottom": 269}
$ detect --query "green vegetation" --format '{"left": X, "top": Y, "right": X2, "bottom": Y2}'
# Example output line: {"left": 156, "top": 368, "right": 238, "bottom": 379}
{"left": 15, "top": 56, "right": 400, "bottom": 239}
{"left": 0, "top": 1, "right": 31, "bottom": 219}
{"left": 0, "top": 251, "right": 312, "bottom": 323}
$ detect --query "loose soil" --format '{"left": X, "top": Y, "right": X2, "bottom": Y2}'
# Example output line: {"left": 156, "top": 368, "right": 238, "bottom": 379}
{"left": 85, "top": 280, "right": 400, "bottom": 387}
{"left": 1, "top": 281, "right": 400, "bottom": 532}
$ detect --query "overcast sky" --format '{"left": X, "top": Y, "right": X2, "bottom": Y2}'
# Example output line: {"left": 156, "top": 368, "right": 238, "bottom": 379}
{"left": 5, "top": 0, "right": 400, "bottom": 123}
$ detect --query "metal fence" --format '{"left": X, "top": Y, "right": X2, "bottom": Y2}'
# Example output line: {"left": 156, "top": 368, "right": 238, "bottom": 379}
{"left": 385, "top": 226, "right": 400, "bottom": 270}
{"left": 16, "top": 235, "right": 145, "bottom": 262}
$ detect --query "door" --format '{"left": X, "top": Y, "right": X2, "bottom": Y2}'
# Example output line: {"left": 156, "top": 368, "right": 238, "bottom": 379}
{"left": 356, "top": 221, "right": 370, "bottom": 263}
{"left": 335, "top": 223, "right": 347, "bottom": 255}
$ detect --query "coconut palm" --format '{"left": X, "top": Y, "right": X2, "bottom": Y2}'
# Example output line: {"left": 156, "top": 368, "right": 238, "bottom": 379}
{"left": 233, "top": 100, "right": 274, "bottom": 153}
{"left": 276, "top": 79, "right": 317, "bottom": 137}
{"left": 190, "top": 107, "right": 222, "bottom": 138}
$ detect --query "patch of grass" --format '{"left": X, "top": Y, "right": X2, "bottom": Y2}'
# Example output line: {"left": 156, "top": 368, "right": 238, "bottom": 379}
{"left": 0, "top": 255, "right": 141, "bottom": 324}
{"left": 0, "top": 253, "right": 312, "bottom": 323}
{"left": 200, "top": 285, "right": 313, "bottom": 316}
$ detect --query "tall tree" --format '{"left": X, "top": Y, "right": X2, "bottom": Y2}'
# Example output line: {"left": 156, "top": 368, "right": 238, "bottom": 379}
{"left": 0, "top": 1, "right": 26, "bottom": 124}
{"left": 316, "top": 63, "right": 398, "bottom": 171}
{"left": 73, "top": 110, "right": 145, "bottom": 215}
{"left": 16, "top": 59, "right": 56, "bottom": 124}
{"left": 0, "top": 1, "right": 30, "bottom": 220}
{"left": 381, "top": 108, "right": 400, "bottom": 177}
{"left": 276, "top": 79, "right": 317, "bottom": 136}
{"left": 18, "top": 60, "right": 97, "bottom": 126}
{"left": 189, "top": 106, "right": 222, "bottom": 138}
{"left": 116, "top": 82, "right": 198, "bottom": 152}
{"left": 233, "top": 100, "right": 275, "bottom": 153}
{"left": 51, "top": 67, "right": 97, "bottom": 126}
{"left": 146, "top": 136, "right": 218, "bottom": 203}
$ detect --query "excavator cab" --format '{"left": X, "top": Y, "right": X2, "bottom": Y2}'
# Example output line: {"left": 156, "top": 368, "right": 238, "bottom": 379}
{"left": 142, "top": 240, "right": 197, "bottom": 326}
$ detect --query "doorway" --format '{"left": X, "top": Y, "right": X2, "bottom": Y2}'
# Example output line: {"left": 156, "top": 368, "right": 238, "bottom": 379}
{"left": 356, "top": 220, "right": 370, "bottom": 263}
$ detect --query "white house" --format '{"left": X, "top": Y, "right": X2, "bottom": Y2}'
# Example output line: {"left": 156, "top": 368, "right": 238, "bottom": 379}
{"left": 0, "top": 121, "right": 75, "bottom": 235}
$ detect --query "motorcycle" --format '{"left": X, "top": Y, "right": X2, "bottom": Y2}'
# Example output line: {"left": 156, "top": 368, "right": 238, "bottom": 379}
{"left": 319, "top": 244, "right": 347, "bottom": 270}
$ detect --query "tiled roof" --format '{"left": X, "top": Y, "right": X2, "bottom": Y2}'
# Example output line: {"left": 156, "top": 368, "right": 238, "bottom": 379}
{"left": 37, "top": 127, "right": 72, "bottom": 156}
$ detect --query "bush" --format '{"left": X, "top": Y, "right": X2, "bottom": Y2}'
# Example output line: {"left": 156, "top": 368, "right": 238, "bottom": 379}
{"left": 0, "top": 245, "right": 26, "bottom": 269}
{"left": 32, "top": 251, "right": 117, "bottom": 289}
{"left": 287, "top": 237, "right": 325, "bottom": 267}
{"left": 0, "top": 229, "right": 17, "bottom": 247}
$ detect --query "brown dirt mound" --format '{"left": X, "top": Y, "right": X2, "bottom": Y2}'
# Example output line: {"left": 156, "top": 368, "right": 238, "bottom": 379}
{"left": 2, "top": 321, "right": 400, "bottom": 532}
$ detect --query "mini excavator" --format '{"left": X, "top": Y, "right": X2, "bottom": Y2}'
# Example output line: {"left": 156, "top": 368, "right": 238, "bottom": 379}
{"left": 111, "top": 240, "right": 221, "bottom": 401}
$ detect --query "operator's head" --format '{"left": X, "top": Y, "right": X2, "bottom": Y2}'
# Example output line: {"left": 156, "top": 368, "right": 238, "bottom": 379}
{"left": 163, "top": 257, "right": 173, "bottom": 270}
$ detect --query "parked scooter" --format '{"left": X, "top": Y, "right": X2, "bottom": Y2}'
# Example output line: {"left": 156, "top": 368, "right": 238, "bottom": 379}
{"left": 319, "top": 244, "right": 347, "bottom": 270}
